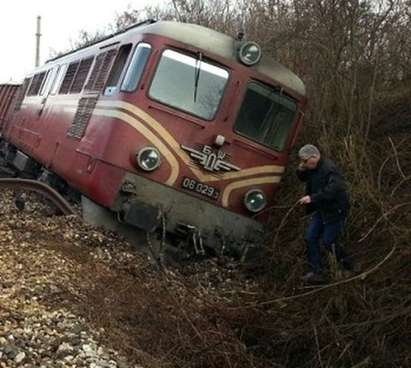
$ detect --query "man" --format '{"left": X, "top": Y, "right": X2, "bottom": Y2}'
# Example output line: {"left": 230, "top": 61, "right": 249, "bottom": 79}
{"left": 296, "top": 144, "right": 352, "bottom": 283}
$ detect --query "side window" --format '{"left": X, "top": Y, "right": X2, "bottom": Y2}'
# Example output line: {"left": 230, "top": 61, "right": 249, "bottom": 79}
{"left": 121, "top": 43, "right": 151, "bottom": 92}
{"left": 27, "top": 72, "right": 46, "bottom": 96}
{"left": 39, "top": 70, "right": 50, "bottom": 96}
{"left": 14, "top": 77, "right": 31, "bottom": 110}
{"left": 234, "top": 82, "right": 297, "bottom": 151}
{"left": 70, "top": 57, "right": 94, "bottom": 93}
{"left": 59, "top": 61, "right": 80, "bottom": 94}
{"left": 50, "top": 65, "right": 64, "bottom": 95}
{"left": 104, "top": 44, "right": 132, "bottom": 96}
{"left": 40, "top": 68, "right": 58, "bottom": 96}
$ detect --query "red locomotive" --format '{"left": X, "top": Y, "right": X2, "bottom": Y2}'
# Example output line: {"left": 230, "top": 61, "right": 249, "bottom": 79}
{"left": 0, "top": 20, "right": 306, "bottom": 258}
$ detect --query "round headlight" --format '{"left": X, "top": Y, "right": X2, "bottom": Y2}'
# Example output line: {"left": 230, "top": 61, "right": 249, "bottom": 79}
{"left": 137, "top": 147, "right": 161, "bottom": 171}
{"left": 238, "top": 41, "right": 262, "bottom": 66}
{"left": 244, "top": 189, "right": 267, "bottom": 213}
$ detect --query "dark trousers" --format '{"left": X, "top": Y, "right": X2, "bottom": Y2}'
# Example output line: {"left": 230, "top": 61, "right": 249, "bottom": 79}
{"left": 304, "top": 212, "right": 350, "bottom": 274}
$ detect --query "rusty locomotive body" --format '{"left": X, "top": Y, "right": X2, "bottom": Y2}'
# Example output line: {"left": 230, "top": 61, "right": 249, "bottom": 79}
{"left": 0, "top": 20, "right": 306, "bottom": 257}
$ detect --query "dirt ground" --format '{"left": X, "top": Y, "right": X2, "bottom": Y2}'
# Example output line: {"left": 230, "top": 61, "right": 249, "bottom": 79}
{"left": 0, "top": 190, "right": 409, "bottom": 368}
{"left": 0, "top": 191, "right": 147, "bottom": 368}
{"left": 0, "top": 192, "right": 256, "bottom": 367}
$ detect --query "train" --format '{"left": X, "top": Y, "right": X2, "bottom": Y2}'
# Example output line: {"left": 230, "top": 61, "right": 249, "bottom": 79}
{"left": 0, "top": 19, "right": 306, "bottom": 259}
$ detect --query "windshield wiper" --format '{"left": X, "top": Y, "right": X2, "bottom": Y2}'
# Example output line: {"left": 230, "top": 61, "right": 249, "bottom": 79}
{"left": 194, "top": 52, "right": 202, "bottom": 103}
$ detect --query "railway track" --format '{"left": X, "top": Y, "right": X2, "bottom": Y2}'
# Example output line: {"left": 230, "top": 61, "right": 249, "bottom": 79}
{"left": 0, "top": 178, "right": 75, "bottom": 216}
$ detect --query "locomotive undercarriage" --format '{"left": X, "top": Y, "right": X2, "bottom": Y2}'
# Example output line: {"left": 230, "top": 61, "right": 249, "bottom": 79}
{"left": 0, "top": 139, "right": 263, "bottom": 263}
{"left": 111, "top": 173, "right": 265, "bottom": 261}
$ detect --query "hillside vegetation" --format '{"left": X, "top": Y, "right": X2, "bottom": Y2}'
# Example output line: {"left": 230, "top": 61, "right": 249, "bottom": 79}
{"left": 38, "top": 1, "right": 411, "bottom": 367}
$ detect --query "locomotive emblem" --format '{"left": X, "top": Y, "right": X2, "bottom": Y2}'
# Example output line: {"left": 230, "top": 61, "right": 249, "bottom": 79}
{"left": 181, "top": 144, "right": 241, "bottom": 173}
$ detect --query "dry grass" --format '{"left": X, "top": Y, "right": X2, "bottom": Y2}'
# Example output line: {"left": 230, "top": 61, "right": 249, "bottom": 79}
{"left": 34, "top": 1, "right": 411, "bottom": 366}
{"left": 49, "top": 130, "right": 409, "bottom": 367}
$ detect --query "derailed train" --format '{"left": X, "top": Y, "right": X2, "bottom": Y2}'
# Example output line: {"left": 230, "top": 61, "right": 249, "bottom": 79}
{"left": 0, "top": 20, "right": 306, "bottom": 257}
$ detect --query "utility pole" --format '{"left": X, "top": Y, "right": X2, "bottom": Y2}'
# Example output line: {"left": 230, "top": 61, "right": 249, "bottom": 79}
{"left": 35, "top": 16, "right": 41, "bottom": 67}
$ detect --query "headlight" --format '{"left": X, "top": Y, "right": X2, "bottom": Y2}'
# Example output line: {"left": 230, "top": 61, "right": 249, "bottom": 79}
{"left": 137, "top": 147, "right": 161, "bottom": 171}
{"left": 244, "top": 189, "right": 267, "bottom": 213}
{"left": 238, "top": 41, "right": 262, "bottom": 66}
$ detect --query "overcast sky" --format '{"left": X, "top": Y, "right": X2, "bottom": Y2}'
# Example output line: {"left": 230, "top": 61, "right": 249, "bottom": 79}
{"left": 0, "top": 0, "right": 163, "bottom": 83}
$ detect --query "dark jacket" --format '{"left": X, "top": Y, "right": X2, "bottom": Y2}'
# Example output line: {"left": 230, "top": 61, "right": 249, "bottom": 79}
{"left": 296, "top": 158, "right": 350, "bottom": 223}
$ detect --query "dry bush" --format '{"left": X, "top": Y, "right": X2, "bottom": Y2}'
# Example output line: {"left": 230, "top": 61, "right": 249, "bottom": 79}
{"left": 58, "top": 1, "right": 411, "bottom": 367}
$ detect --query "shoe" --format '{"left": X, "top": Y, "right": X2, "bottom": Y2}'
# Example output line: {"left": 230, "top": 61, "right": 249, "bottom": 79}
{"left": 300, "top": 272, "right": 325, "bottom": 284}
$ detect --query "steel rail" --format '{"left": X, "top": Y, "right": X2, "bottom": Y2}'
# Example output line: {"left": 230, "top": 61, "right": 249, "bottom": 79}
{"left": 0, "top": 178, "right": 75, "bottom": 215}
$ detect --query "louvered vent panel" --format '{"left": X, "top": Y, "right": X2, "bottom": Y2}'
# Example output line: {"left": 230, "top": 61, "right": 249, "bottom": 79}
{"left": 59, "top": 62, "right": 80, "bottom": 94}
{"left": 67, "top": 97, "right": 98, "bottom": 139}
{"left": 93, "top": 49, "right": 117, "bottom": 91}
{"left": 85, "top": 54, "right": 105, "bottom": 91}
{"left": 70, "top": 57, "right": 94, "bottom": 93}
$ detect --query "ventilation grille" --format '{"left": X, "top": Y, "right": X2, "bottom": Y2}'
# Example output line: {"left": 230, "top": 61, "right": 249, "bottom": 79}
{"left": 67, "top": 97, "right": 98, "bottom": 139}
{"left": 94, "top": 49, "right": 117, "bottom": 90}
{"left": 85, "top": 49, "right": 117, "bottom": 92}
{"left": 85, "top": 53, "right": 105, "bottom": 91}
{"left": 70, "top": 57, "right": 94, "bottom": 93}
{"left": 59, "top": 62, "right": 80, "bottom": 94}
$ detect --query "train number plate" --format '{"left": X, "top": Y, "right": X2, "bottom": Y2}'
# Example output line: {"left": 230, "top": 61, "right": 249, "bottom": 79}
{"left": 181, "top": 177, "right": 220, "bottom": 200}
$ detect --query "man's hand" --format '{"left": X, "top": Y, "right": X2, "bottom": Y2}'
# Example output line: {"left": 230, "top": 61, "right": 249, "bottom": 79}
{"left": 298, "top": 195, "right": 312, "bottom": 205}
{"left": 298, "top": 162, "right": 307, "bottom": 171}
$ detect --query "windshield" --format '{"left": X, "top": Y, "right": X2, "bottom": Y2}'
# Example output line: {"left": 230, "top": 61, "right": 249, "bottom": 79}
{"left": 149, "top": 49, "right": 229, "bottom": 120}
{"left": 234, "top": 82, "right": 298, "bottom": 151}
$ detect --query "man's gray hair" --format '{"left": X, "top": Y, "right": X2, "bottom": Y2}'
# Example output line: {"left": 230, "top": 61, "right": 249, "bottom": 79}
{"left": 298, "top": 144, "right": 321, "bottom": 159}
